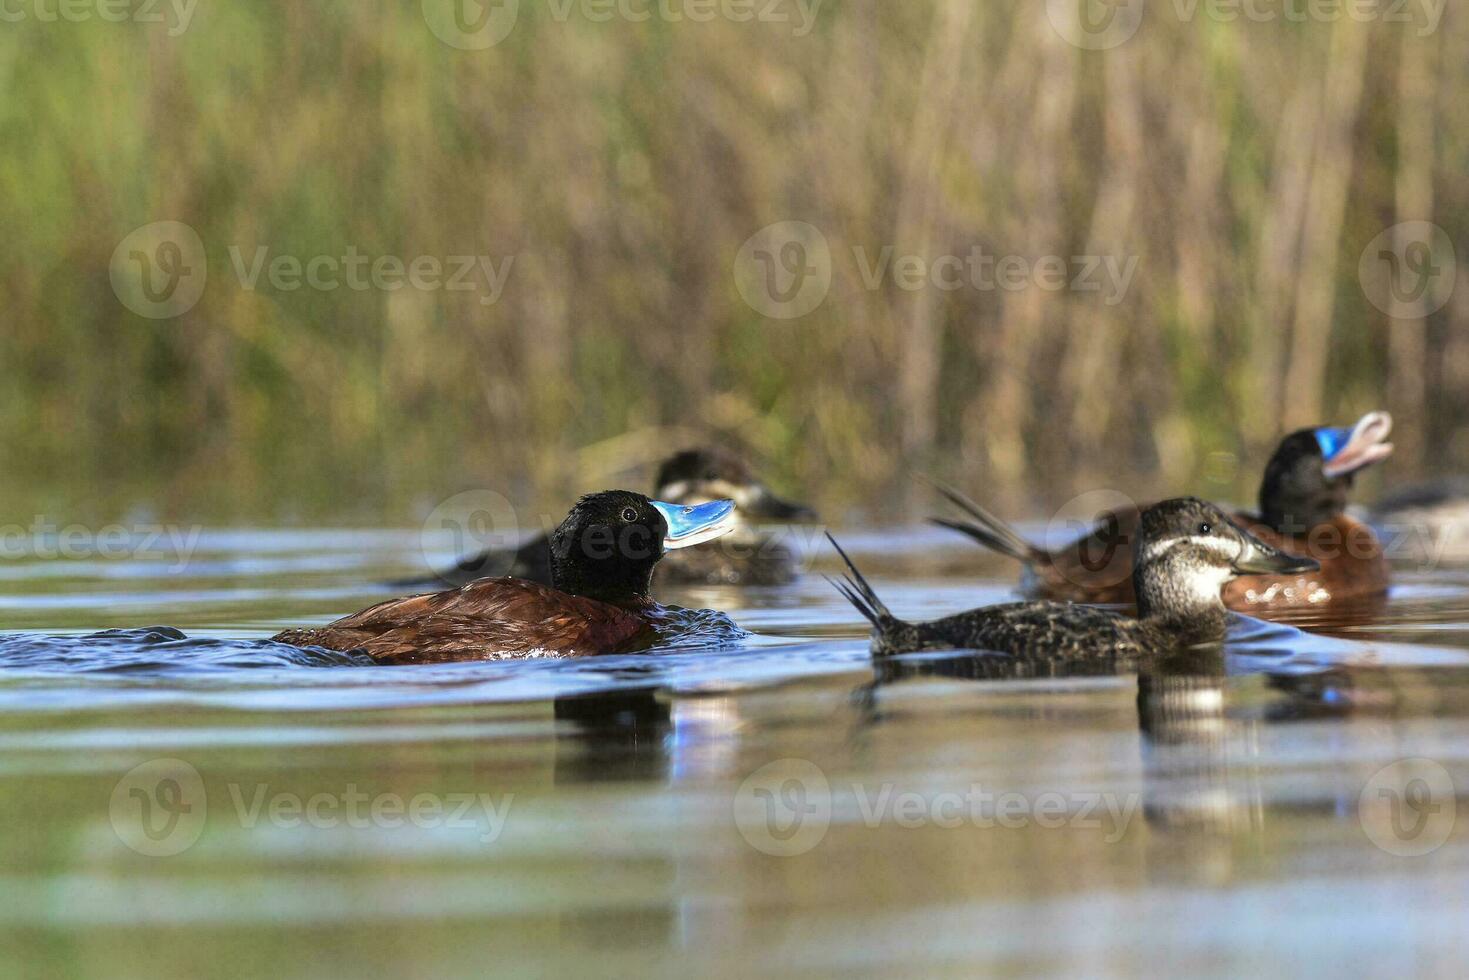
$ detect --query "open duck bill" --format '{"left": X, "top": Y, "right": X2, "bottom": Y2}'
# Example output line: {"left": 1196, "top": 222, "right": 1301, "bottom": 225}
{"left": 1231, "top": 528, "right": 1321, "bottom": 576}
{"left": 652, "top": 499, "right": 738, "bottom": 550}
{"left": 1317, "top": 411, "right": 1394, "bottom": 479}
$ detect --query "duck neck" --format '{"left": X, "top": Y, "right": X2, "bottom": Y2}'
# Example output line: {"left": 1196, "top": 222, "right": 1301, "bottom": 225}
{"left": 1133, "top": 560, "right": 1231, "bottom": 646}
{"left": 1258, "top": 465, "right": 1348, "bottom": 534}
{"left": 548, "top": 533, "right": 659, "bottom": 606}
{"left": 552, "top": 565, "right": 653, "bottom": 606}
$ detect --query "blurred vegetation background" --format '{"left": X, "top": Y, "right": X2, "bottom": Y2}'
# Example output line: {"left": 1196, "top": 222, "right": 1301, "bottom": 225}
{"left": 1, "top": 0, "right": 1465, "bottom": 524}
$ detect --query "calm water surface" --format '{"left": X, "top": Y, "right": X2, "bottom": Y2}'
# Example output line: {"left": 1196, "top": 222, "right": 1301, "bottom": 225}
{"left": 2, "top": 525, "right": 1468, "bottom": 977}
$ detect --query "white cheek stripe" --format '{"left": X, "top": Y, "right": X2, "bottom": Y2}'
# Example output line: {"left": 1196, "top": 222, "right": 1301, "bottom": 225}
{"left": 1194, "top": 536, "right": 1239, "bottom": 561}
{"left": 1139, "top": 536, "right": 1239, "bottom": 566}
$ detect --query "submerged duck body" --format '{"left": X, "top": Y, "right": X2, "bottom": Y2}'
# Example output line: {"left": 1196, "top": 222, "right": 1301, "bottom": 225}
{"left": 850, "top": 590, "right": 1176, "bottom": 660}
{"left": 933, "top": 412, "right": 1393, "bottom": 615}
{"left": 413, "top": 447, "right": 815, "bottom": 590}
{"left": 832, "top": 498, "right": 1319, "bottom": 659}
{"left": 279, "top": 491, "right": 737, "bottom": 664}
{"left": 1370, "top": 477, "right": 1469, "bottom": 563}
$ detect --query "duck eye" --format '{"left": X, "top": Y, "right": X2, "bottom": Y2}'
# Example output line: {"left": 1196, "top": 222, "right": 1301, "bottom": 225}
{"left": 1199, "top": 523, "right": 1213, "bottom": 535}
{"left": 621, "top": 506, "right": 639, "bottom": 523}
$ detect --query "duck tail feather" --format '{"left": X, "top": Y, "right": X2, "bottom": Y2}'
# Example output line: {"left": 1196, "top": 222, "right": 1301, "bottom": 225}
{"left": 824, "top": 533, "right": 900, "bottom": 630}
{"left": 921, "top": 477, "right": 1039, "bottom": 565}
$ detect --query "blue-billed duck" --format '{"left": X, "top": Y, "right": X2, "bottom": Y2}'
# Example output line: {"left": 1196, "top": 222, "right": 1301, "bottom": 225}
{"left": 279, "top": 491, "right": 737, "bottom": 664}
{"left": 832, "top": 498, "right": 1319, "bottom": 658}
{"left": 410, "top": 447, "right": 815, "bottom": 589}
{"left": 931, "top": 412, "right": 1393, "bottom": 614}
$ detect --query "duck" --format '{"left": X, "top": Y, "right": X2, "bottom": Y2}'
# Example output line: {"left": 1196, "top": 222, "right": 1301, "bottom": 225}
{"left": 277, "top": 491, "right": 737, "bottom": 664}
{"left": 407, "top": 447, "right": 816, "bottom": 590}
{"left": 1369, "top": 477, "right": 1469, "bottom": 563}
{"left": 649, "top": 447, "right": 818, "bottom": 586}
{"left": 829, "top": 498, "right": 1319, "bottom": 658}
{"left": 930, "top": 411, "right": 1393, "bottom": 615}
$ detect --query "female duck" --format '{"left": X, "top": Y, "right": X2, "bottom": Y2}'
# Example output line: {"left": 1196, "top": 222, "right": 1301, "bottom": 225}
{"left": 832, "top": 498, "right": 1318, "bottom": 658}
{"left": 651, "top": 448, "right": 817, "bottom": 586}
{"left": 279, "top": 491, "right": 736, "bottom": 664}
{"left": 931, "top": 412, "right": 1392, "bottom": 614}
{"left": 413, "top": 447, "right": 816, "bottom": 589}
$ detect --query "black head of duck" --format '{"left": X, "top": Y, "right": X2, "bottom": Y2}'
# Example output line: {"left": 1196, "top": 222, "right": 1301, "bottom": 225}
{"left": 1258, "top": 411, "right": 1393, "bottom": 532}
{"left": 411, "top": 448, "right": 815, "bottom": 590}
{"left": 548, "top": 490, "right": 738, "bottom": 602}
{"left": 281, "top": 490, "right": 737, "bottom": 664}
{"left": 832, "top": 497, "right": 1318, "bottom": 660}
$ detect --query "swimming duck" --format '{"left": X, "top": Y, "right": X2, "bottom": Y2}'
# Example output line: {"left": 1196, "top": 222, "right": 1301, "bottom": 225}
{"left": 411, "top": 447, "right": 816, "bottom": 590}
{"left": 931, "top": 411, "right": 1393, "bottom": 614}
{"left": 652, "top": 447, "right": 817, "bottom": 586}
{"left": 1370, "top": 477, "right": 1469, "bottom": 563}
{"left": 278, "top": 491, "right": 737, "bottom": 664}
{"left": 831, "top": 498, "right": 1318, "bottom": 658}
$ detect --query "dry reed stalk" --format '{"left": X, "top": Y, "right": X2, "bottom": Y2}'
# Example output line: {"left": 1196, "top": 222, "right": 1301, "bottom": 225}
{"left": 893, "top": 0, "right": 974, "bottom": 482}
{"left": 1250, "top": 84, "right": 1318, "bottom": 439}
{"left": 1059, "top": 41, "right": 1142, "bottom": 478}
{"left": 1388, "top": 28, "right": 1439, "bottom": 468}
{"left": 1282, "top": 19, "right": 1370, "bottom": 427}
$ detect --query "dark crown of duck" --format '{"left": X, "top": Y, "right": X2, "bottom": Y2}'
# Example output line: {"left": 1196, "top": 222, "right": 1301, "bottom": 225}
{"left": 1133, "top": 497, "right": 1318, "bottom": 631}
{"left": 1258, "top": 411, "right": 1393, "bottom": 532}
{"left": 549, "top": 490, "right": 736, "bottom": 603}
{"left": 655, "top": 447, "right": 816, "bottom": 522}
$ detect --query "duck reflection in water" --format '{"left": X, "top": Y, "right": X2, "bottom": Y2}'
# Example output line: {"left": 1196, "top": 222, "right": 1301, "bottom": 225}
{"left": 548, "top": 684, "right": 752, "bottom": 788}
{"left": 551, "top": 688, "right": 673, "bottom": 785}
{"left": 852, "top": 639, "right": 1257, "bottom": 835}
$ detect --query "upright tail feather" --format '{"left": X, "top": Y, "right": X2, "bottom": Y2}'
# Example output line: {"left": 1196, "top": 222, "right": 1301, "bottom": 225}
{"left": 924, "top": 478, "right": 1039, "bottom": 566}
{"left": 824, "top": 533, "right": 900, "bottom": 630}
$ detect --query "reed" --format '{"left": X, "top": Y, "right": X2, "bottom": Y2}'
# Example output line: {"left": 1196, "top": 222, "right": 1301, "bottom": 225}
{"left": 0, "top": 2, "right": 1462, "bottom": 522}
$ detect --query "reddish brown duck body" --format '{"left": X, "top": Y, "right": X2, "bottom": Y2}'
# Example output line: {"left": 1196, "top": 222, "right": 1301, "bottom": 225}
{"left": 933, "top": 412, "right": 1393, "bottom": 618}
{"left": 276, "top": 491, "right": 736, "bottom": 664}
{"left": 274, "top": 579, "right": 657, "bottom": 665}
{"left": 1221, "top": 512, "right": 1387, "bottom": 611}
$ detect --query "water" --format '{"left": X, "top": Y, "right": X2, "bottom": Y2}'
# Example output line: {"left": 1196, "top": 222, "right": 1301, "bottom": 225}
{"left": 3, "top": 525, "right": 1469, "bottom": 977}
